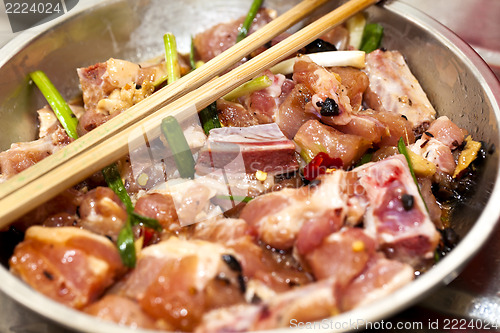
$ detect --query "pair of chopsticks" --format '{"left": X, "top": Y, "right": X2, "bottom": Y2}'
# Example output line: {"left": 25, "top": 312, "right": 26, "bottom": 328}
{"left": 0, "top": 0, "right": 379, "bottom": 228}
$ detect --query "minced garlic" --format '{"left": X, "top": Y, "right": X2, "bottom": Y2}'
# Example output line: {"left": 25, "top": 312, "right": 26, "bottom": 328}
{"left": 256, "top": 170, "right": 268, "bottom": 182}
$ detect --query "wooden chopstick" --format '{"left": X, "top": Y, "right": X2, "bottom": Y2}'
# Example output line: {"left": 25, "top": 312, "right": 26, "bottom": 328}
{"left": 0, "top": 0, "right": 331, "bottom": 201}
{"left": 0, "top": 0, "right": 379, "bottom": 228}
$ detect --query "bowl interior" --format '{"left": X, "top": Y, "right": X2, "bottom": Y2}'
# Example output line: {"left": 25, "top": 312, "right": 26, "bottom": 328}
{"left": 0, "top": 0, "right": 499, "bottom": 332}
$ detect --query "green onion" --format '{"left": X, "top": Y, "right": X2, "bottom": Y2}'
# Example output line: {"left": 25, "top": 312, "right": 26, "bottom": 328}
{"left": 161, "top": 116, "right": 196, "bottom": 179}
{"left": 356, "top": 152, "right": 373, "bottom": 166}
{"left": 360, "top": 23, "right": 384, "bottom": 53}
{"left": 199, "top": 102, "right": 222, "bottom": 135}
{"left": 346, "top": 12, "right": 366, "bottom": 50}
{"left": 102, "top": 163, "right": 134, "bottom": 211}
{"left": 117, "top": 217, "right": 136, "bottom": 268}
{"left": 236, "top": 0, "right": 264, "bottom": 43}
{"left": 190, "top": 36, "right": 197, "bottom": 70}
{"left": 130, "top": 211, "right": 162, "bottom": 232}
{"left": 223, "top": 75, "right": 272, "bottom": 101}
{"left": 29, "top": 71, "right": 78, "bottom": 139}
{"left": 163, "top": 33, "right": 181, "bottom": 85}
{"left": 397, "top": 137, "right": 429, "bottom": 212}
{"left": 216, "top": 195, "right": 253, "bottom": 203}
{"left": 103, "top": 163, "right": 162, "bottom": 268}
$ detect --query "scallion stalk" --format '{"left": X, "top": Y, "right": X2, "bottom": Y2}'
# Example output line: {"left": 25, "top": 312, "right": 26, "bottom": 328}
{"left": 103, "top": 162, "right": 162, "bottom": 268}
{"left": 190, "top": 36, "right": 197, "bottom": 70}
{"left": 360, "top": 23, "right": 384, "bottom": 53}
{"left": 223, "top": 75, "right": 272, "bottom": 101}
{"left": 116, "top": 217, "right": 136, "bottom": 268}
{"left": 216, "top": 195, "right": 253, "bottom": 203}
{"left": 356, "top": 152, "right": 373, "bottom": 166}
{"left": 163, "top": 33, "right": 181, "bottom": 85}
{"left": 29, "top": 71, "right": 78, "bottom": 139}
{"left": 346, "top": 12, "right": 366, "bottom": 50}
{"left": 236, "top": 0, "right": 264, "bottom": 43}
{"left": 397, "top": 137, "right": 429, "bottom": 212}
{"left": 102, "top": 163, "right": 134, "bottom": 211}
{"left": 199, "top": 102, "right": 222, "bottom": 135}
{"left": 161, "top": 116, "right": 196, "bottom": 179}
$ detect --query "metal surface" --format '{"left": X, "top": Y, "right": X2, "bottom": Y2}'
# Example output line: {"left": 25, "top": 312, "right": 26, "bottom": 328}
{"left": 0, "top": 0, "right": 500, "bottom": 332}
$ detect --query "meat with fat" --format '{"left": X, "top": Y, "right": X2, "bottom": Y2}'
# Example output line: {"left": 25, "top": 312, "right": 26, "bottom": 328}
{"left": 364, "top": 50, "right": 436, "bottom": 132}
{"left": 10, "top": 226, "right": 125, "bottom": 309}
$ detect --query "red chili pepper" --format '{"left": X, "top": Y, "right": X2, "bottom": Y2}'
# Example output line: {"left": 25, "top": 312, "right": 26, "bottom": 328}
{"left": 141, "top": 226, "right": 156, "bottom": 247}
{"left": 303, "top": 152, "right": 343, "bottom": 181}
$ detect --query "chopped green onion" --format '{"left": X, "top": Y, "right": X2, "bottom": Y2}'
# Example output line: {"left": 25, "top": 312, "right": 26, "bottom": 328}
{"left": 356, "top": 152, "right": 373, "bottom": 166}
{"left": 360, "top": 23, "right": 384, "bottom": 53}
{"left": 223, "top": 75, "right": 272, "bottom": 101}
{"left": 161, "top": 116, "right": 196, "bottom": 179}
{"left": 397, "top": 137, "right": 429, "bottom": 212}
{"left": 236, "top": 0, "right": 264, "bottom": 43}
{"left": 190, "top": 36, "right": 197, "bottom": 70}
{"left": 216, "top": 195, "right": 253, "bottom": 203}
{"left": 163, "top": 33, "right": 181, "bottom": 84}
{"left": 130, "top": 211, "right": 162, "bottom": 232}
{"left": 102, "top": 163, "right": 134, "bottom": 212}
{"left": 117, "top": 217, "right": 136, "bottom": 268}
{"left": 434, "top": 249, "right": 441, "bottom": 263}
{"left": 29, "top": 71, "right": 78, "bottom": 139}
{"left": 103, "top": 163, "right": 162, "bottom": 267}
{"left": 199, "top": 102, "right": 222, "bottom": 135}
{"left": 346, "top": 12, "right": 366, "bottom": 50}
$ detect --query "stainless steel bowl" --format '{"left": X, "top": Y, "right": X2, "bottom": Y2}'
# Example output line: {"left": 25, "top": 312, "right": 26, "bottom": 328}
{"left": 0, "top": 0, "right": 499, "bottom": 332}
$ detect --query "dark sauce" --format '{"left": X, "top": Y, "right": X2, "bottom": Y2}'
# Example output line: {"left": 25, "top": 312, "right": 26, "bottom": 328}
{"left": 0, "top": 226, "right": 24, "bottom": 267}
{"left": 303, "top": 38, "right": 337, "bottom": 54}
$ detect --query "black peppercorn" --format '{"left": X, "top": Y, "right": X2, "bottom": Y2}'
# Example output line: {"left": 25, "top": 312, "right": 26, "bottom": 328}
{"left": 304, "top": 38, "right": 337, "bottom": 54}
{"left": 221, "top": 254, "right": 242, "bottom": 273}
{"left": 316, "top": 98, "right": 340, "bottom": 116}
{"left": 401, "top": 194, "right": 414, "bottom": 211}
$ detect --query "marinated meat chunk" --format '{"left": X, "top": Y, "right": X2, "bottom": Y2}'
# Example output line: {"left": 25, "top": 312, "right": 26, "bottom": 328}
{"left": 195, "top": 304, "right": 263, "bottom": 333}
{"left": 303, "top": 227, "right": 377, "bottom": 286}
{"left": 217, "top": 99, "right": 259, "bottom": 127}
{"left": 77, "top": 58, "right": 164, "bottom": 134}
{"left": 355, "top": 155, "right": 440, "bottom": 265}
{"left": 13, "top": 188, "right": 83, "bottom": 231}
{"left": 84, "top": 295, "right": 160, "bottom": 330}
{"left": 410, "top": 137, "right": 456, "bottom": 174}
{"left": 228, "top": 236, "right": 312, "bottom": 292}
{"left": 10, "top": 226, "right": 125, "bottom": 309}
{"left": 134, "top": 193, "right": 179, "bottom": 231}
{"left": 240, "top": 171, "right": 348, "bottom": 250}
{"left": 274, "top": 83, "right": 315, "bottom": 139}
{"left": 364, "top": 50, "right": 436, "bottom": 131}
{"left": 240, "top": 72, "right": 291, "bottom": 124}
{"left": 328, "top": 66, "right": 369, "bottom": 111}
{"left": 196, "top": 123, "right": 299, "bottom": 175}
{"left": 336, "top": 110, "right": 415, "bottom": 147}
{"left": 117, "top": 237, "right": 245, "bottom": 331}
{"left": 37, "top": 106, "right": 59, "bottom": 138}
{"left": 0, "top": 125, "right": 71, "bottom": 182}
{"left": 341, "top": 257, "right": 414, "bottom": 311}
{"left": 368, "top": 110, "right": 415, "bottom": 146}
{"left": 78, "top": 187, "right": 128, "bottom": 241}
{"left": 294, "top": 119, "right": 371, "bottom": 167}
{"left": 423, "top": 116, "right": 466, "bottom": 149}
{"left": 333, "top": 113, "right": 388, "bottom": 145}
{"left": 196, "top": 279, "right": 338, "bottom": 332}
{"left": 409, "top": 116, "right": 466, "bottom": 174}
{"left": 294, "top": 56, "right": 353, "bottom": 126}
{"left": 193, "top": 8, "right": 275, "bottom": 63}
{"left": 192, "top": 218, "right": 251, "bottom": 244}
